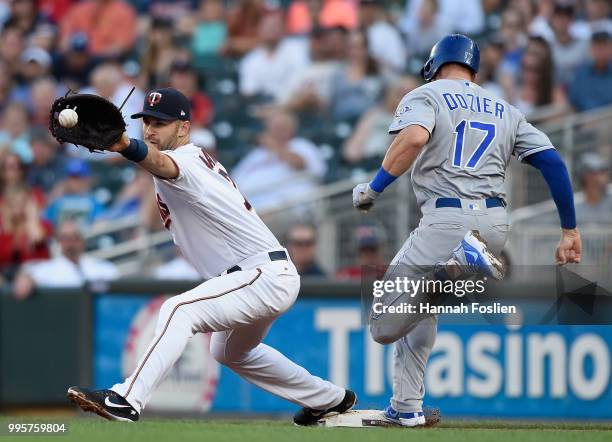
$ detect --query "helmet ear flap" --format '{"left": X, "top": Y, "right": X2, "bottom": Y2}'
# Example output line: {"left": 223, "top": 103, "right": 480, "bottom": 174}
{"left": 422, "top": 59, "right": 435, "bottom": 81}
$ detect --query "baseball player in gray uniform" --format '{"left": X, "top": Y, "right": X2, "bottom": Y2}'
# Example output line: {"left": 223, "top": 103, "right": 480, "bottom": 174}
{"left": 353, "top": 34, "right": 582, "bottom": 426}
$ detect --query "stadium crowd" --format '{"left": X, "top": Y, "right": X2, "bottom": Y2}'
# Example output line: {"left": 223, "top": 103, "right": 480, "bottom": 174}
{"left": 0, "top": 0, "right": 611, "bottom": 286}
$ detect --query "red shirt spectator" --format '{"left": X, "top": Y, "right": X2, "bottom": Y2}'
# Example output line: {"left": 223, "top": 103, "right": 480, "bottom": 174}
{"left": 286, "top": 0, "right": 358, "bottom": 35}
{"left": 169, "top": 61, "right": 214, "bottom": 127}
{"left": 59, "top": 0, "right": 137, "bottom": 57}
{"left": 0, "top": 153, "right": 51, "bottom": 279}
{"left": 38, "top": 0, "right": 75, "bottom": 24}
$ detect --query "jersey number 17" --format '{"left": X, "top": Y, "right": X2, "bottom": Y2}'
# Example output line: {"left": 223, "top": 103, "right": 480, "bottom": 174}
{"left": 451, "top": 120, "right": 496, "bottom": 169}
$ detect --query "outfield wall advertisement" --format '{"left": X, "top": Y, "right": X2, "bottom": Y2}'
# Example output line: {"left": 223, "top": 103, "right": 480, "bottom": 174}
{"left": 94, "top": 295, "right": 612, "bottom": 418}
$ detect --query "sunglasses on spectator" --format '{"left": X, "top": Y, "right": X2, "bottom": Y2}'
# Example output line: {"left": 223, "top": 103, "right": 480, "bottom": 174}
{"left": 359, "top": 246, "right": 380, "bottom": 253}
{"left": 522, "top": 63, "right": 539, "bottom": 71}
{"left": 58, "top": 234, "right": 83, "bottom": 241}
{"left": 289, "top": 239, "right": 315, "bottom": 247}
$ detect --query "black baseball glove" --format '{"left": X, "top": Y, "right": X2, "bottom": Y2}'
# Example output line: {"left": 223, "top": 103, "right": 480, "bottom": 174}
{"left": 49, "top": 93, "right": 126, "bottom": 152}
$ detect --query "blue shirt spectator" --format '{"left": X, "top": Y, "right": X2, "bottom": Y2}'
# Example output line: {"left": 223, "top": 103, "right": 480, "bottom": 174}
{"left": 45, "top": 159, "right": 104, "bottom": 227}
{"left": 569, "top": 31, "right": 612, "bottom": 111}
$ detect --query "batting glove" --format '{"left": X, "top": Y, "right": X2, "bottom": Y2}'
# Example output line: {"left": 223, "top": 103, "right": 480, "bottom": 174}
{"left": 353, "top": 183, "right": 380, "bottom": 212}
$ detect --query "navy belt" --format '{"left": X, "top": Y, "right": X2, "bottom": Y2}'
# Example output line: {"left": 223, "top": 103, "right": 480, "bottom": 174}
{"left": 435, "top": 197, "right": 506, "bottom": 209}
{"left": 226, "top": 250, "right": 288, "bottom": 274}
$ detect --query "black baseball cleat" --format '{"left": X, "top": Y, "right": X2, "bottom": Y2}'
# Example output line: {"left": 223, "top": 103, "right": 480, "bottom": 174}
{"left": 67, "top": 386, "right": 139, "bottom": 422}
{"left": 293, "top": 389, "right": 357, "bottom": 426}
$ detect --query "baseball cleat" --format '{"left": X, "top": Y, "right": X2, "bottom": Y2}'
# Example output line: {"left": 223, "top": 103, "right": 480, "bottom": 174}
{"left": 451, "top": 230, "right": 504, "bottom": 280}
{"left": 67, "top": 386, "right": 139, "bottom": 422}
{"left": 383, "top": 405, "right": 426, "bottom": 427}
{"left": 293, "top": 389, "right": 357, "bottom": 426}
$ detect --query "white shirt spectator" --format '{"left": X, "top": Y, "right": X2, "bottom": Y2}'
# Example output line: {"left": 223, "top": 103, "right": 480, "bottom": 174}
{"left": 551, "top": 38, "right": 590, "bottom": 85}
{"left": 367, "top": 21, "right": 407, "bottom": 73}
{"left": 401, "top": 0, "right": 484, "bottom": 36}
{"left": 22, "top": 255, "right": 119, "bottom": 287}
{"left": 154, "top": 256, "right": 201, "bottom": 280}
{"left": 232, "top": 138, "right": 327, "bottom": 211}
{"left": 239, "top": 39, "right": 309, "bottom": 102}
{"left": 280, "top": 61, "right": 343, "bottom": 104}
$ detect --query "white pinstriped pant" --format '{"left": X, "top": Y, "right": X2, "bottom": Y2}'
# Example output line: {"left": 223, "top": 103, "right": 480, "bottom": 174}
{"left": 111, "top": 260, "right": 344, "bottom": 413}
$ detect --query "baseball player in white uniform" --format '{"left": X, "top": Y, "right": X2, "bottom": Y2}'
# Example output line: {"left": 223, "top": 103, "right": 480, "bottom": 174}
{"left": 67, "top": 88, "right": 356, "bottom": 424}
{"left": 353, "top": 35, "right": 582, "bottom": 427}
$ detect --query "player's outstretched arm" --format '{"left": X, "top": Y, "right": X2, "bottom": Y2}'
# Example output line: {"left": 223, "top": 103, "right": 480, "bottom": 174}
{"left": 109, "top": 132, "right": 179, "bottom": 179}
{"left": 353, "top": 125, "right": 429, "bottom": 211}
{"left": 524, "top": 149, "right": 581, "bottom": 265}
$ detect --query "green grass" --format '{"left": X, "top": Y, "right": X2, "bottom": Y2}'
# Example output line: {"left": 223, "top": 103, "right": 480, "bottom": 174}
{"left": 0, "top": 418, "right": 610, "bottom": 442}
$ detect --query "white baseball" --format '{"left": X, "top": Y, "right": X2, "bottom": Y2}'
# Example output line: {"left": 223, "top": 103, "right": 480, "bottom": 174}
{"left": 59, "top": 108, "right": 78, "bottom": 128}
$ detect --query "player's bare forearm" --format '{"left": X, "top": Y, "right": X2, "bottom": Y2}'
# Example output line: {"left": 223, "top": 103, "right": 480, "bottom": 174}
{"left": 381, "top": 125, "right": 429, "bottom": 176}
{"left": 137, "top": 143, "right": 180, "bottom": 179}
{"left": 110, "top": 132, "right": 179, "bottom": 179}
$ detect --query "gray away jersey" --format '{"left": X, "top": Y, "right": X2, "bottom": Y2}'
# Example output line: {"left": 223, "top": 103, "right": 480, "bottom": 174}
{"left": 389, "top": 79, "right": 554, "bottom": 206}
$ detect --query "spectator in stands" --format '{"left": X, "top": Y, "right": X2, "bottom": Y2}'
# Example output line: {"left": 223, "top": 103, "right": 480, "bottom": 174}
{"left": 168, "top": 61, "right": 214, "bottom": 128}
{"left": 38, "top": 0, "right": 73, "bottom": 25}
{"left": 0, "top": 102, "right": 32, "bottom": 163}
{"left": 223, "top": 0, "right": 267, "bottom": 57}
{"left": 147, "top": 0, "right": 199, "bottom": 24}
{"left": 29, "top": 77, "right": 60, "bottom": 128}
{"left": 0, "top": 152, "right": 50, "bottom": 281}
{"left": 97, "top": 168, "right": 158, "bottom": 230}
{"left": 477, "top": 38, "right": 505, "bottom": 98}
{"left": 325, "top": 25, "right": 350, "bottom": 61}
{"left": 26, "top": 127, "right": 66, "bottom": 196}
{"left": 59, "top": 0, "right": 137, "bottom": 57}
{"left": 575, "top": 152, "right": 612, "bottom": 226}
{"left": 281, "top": 26, "right": 344, "bottom": 111}
{"left": 83, "top": 62, "right": 144, "bottom": 140}
{"left": 329, "top": 29, "right": 383, "bottom": 121}
{"left": 191, "top": 0, "right": 228, "bottom": 58}
{"left": 20, "top": 47, "right": 53, "bottom": 85}
{"left": 0, "top": 23, "right": 25, "bottom": 77}
{"left": 232, "top": 111, "right": 326, "bottom": 211}
{"left": 286, "top": 223, "right": 326, "bottom": 276}
{"left": 12, "top": 220, "right": 119, "bottom": 299}
{"left": 336, "top": 223, "right": 386, "bottom": 280}
{"left": 506, "top": 36, "right": 567, "bottom": 115}
{"left": 401, "top": 0, "right": 484, "bottom": 37}
{"left": 549, "top": 2, "right": 589, "bottom": 87}
{"left": 343, "top": 76, "right": 420, "bottom": 165}
{"left": 29, "top": 22, "right": 56, "bottom": 53}
{"left": 0, "top": 60, "right": 16, "bottom": 112}
{"left": 569, "top": 30, "right": 612, "bottom": 112}
{"left": 572, "top": 0, "right": 612, "bottom": 40}
{"left": 239, "top": 11, "right": 309, "bottom": 102}
{"left": 402, "top": 0, "right": 449, "bottom": 62}
{"left": 498, "top": 8, "right": 528, "bottom": 82}
{"left": 4, "top": 0, "right": 53, "bottom": 39}
{"left": 358, "top": 0, "right": 406, "bottom": 75}
{"left": 154, "top": 251, "right": 200, "bottom": 280}
{"left": 45, "top": 159, "right": 105, "bottom": 227}
{"left": 286, "top": 0, "right": 358, "bottom": 35}
{"left": 53, "top": 33, "right": 100, "bottom": 92}
{"left": 140, "top": 17, "right": 181, "bottom": 88}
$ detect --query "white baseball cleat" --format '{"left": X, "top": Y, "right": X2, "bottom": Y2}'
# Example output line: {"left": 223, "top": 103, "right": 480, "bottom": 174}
{"left": 451, "top": 230, "right": 504, "bottom": 280}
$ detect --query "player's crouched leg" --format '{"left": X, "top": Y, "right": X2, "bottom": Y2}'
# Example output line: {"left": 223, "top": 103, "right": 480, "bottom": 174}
{"left": 370, "top": 298, "right": 426, "bottom": 345}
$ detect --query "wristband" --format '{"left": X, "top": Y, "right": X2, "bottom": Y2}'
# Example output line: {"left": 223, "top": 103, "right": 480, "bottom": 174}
{"left": 370, "top": 167, "right": 398, "bottom": 193}
{"left": 121, "top": 138, "right": 149, "bottom": 162}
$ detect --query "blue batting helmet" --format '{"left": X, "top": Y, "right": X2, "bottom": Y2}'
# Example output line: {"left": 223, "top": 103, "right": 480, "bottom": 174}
{"left": 421, "top": 34, "right": 480, "bottom": 82}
